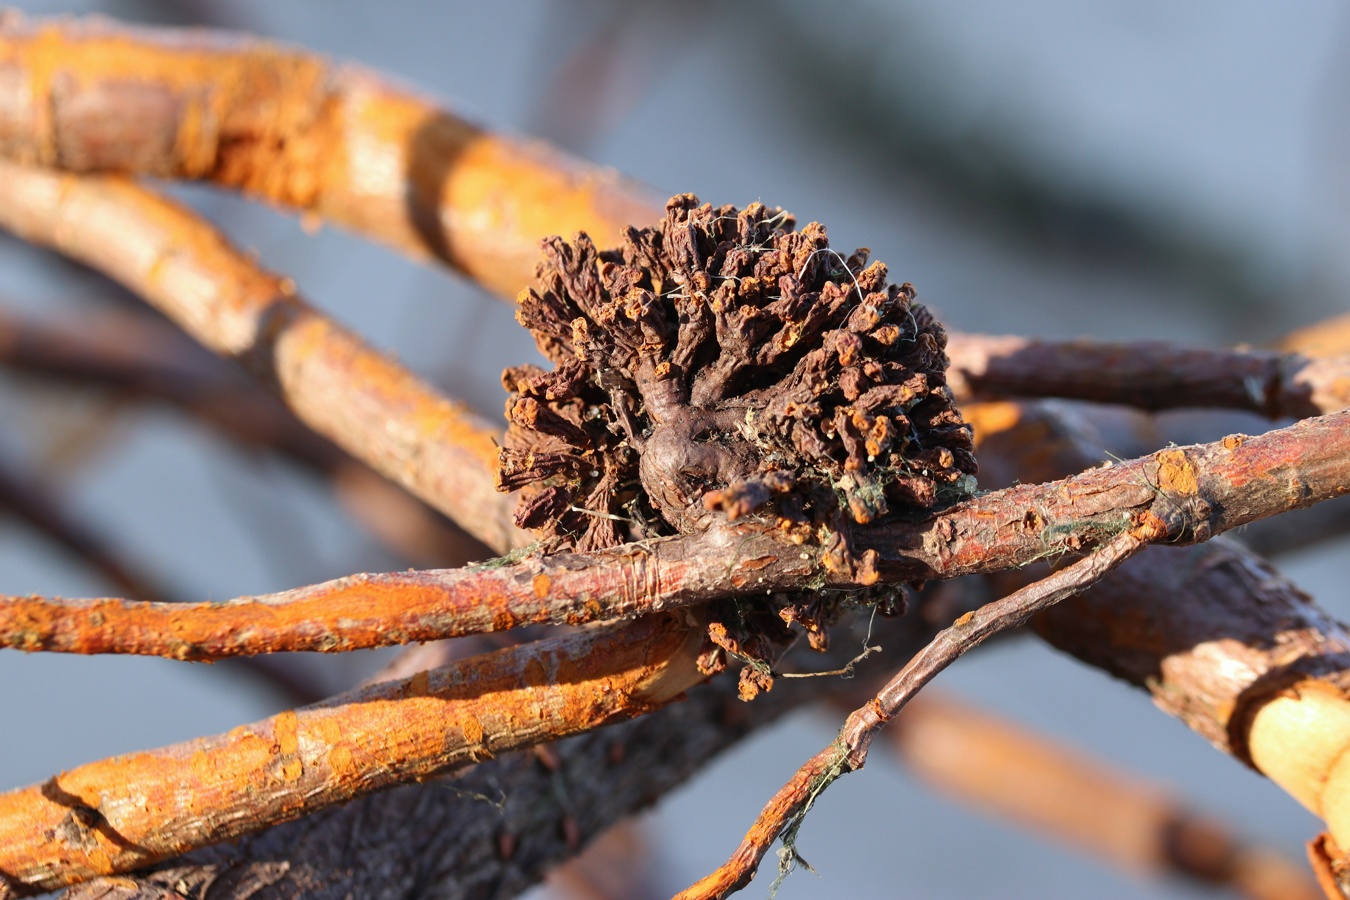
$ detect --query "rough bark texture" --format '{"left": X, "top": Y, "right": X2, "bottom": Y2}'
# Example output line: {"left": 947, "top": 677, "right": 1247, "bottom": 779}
{"left": 1037, "top": 540, "right": 1350, "bottom": 761}
{"left": 0, "top": 13, "right": 660, "bottom": 298}
{"left": 946, "top": 333, "right": 1350, "bottom": 419}
{"left": 2, "top": 15, "right": 1350, "bottom": 900}
{"left": 6, "top": 410, "right": 1347, "bottom": 666}
{"left": 0, "top": 617, "right": 704, "bottom": 895}
{"left": 55, "top": 610, "right": 939, "bottom": 900}
{"left": 0, "top": 162, "right": 523, "bottom": 552}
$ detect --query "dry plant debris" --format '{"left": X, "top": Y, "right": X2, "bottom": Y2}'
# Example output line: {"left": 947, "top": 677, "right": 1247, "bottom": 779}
{"left": 500, "top": 195, "right": 977, "bottom": 697}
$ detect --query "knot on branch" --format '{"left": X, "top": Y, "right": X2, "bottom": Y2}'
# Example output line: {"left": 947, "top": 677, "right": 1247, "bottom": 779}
{"left": 498, "top": 195, "right": 976, "bottom": 695}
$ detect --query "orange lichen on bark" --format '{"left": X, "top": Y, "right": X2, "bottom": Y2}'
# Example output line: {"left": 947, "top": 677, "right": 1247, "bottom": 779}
{"left": 1156, "top": 449, "right": 1200, "bottom": 495}
{"left": 0, "top": 161, "right": 525, "bottom": 551}
{"left": 0, "top": 15, "right": 662, "bottom": 298}
{"left": 0, "top": 615, "right": 705, "bottom": 894}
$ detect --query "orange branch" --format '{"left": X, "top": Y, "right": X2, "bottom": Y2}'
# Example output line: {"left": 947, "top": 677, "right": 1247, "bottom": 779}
{"left": 0, "top": 162, "right": 524, "bottom": 552}
{"left": 0, "top": 524, "right": 786, "bottom": 658}
{"left": 0, "top": 14, "right": 662, "bottom": 298}
{"left": 0, "top": 614, "right": 705, "bottom": 896}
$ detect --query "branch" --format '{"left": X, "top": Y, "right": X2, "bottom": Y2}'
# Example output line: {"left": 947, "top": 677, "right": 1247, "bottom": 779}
{"left": 58, "top": 608, "right": 942, "bottom": 900}
{"left": 1280, "top": 312, "right": 1350, "bottom": 358}
{"left": 0, "top": 615, "right": 704, "bottom": 896}
{"left": 0, "top": 13, "right": 661, "bottom": 298}
{"left": 946, "top": 333, "right": 1350, "bottom": 419}
{"left": 0, "top": 306, "right": 488, "bottom": 566}
{"left": 0, "top": 524, "right": 777, "bottom": 658}
{"left": 676, "top": 527, "right": 1155, "bottom": 899}
{"left": 0, "top": 162, "right": 524, "bottom": 552}
{"left": 4, "top": 410, "right": 1347, "bottom": 660}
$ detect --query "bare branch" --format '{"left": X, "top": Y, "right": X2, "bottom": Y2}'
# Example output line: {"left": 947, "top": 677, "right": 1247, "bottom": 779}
{"left": 0, "top": 163, "right": 524, "bottom": 552}
{"left": 0, "top": 615, "right": 704, "bottom": 896}
{"left": 0, "top": 14, "right": 661, "bottom": 298}
{"left": 947, "top": 333, "right": 1350, "bottom": 419}
{"left": 58, "top": 609, "right": 942, "bottom": 900}
{"left": 0, "top": 524, "right": 782, "bottom": 658}
{"left": 4, "top": 410, "right": 1347, "bottom": 660}
{"left": 0, "top": 307, "right": 488, "bottom": 566}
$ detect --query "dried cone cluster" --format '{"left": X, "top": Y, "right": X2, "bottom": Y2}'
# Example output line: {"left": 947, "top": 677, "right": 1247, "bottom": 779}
{"left": 498, "top": 194, "right": 976, "bottom": 694}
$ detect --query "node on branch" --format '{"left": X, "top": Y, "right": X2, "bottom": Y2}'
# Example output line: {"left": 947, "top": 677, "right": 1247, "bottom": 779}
{"left": 498, "top": 194, "right": 977, "bottom": 696}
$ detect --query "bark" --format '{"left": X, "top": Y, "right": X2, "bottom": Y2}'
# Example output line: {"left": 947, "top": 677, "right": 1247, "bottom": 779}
{"left": 4, "top": 410, "right": 1347, "bottom": 662}
{"left": 0, "top": 162, "right": 523, "bottom": 552}
{"left": 0, "top": 307, "right": 487, "bottom": 566}
{"left": 2, "top": 14, "right": 1349, "bottom": 899}
{"left": 53, "top": 607, "right": 940, "bottom": 900}
{"left": 0, "top": 13, "right": 661, "bottom": 298}
{"left": 0, "top": 616, "right": 705, "bottom": 896}
{"left": 946, "top": 333, "right": 1350, "bottom": 419}
{"left": 889, "top": 692, "right": 1320, "bottom": 900}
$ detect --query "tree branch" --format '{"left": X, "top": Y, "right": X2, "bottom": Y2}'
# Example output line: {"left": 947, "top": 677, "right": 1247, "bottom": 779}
{"left": 0, "top": 162, "right": 523, "bottom": 552}
{"left": 4, "top": 410, "right": 1346, "bottom": 661}
{"left": 676, "top": 526, "right": 1156, "bottom": 899}
{"left": 0, "top": 615, "right": 704, "bottom": 896}
{"left": 888, "top": 692, "right": 1322, "bottom": 900}
{"left": 0, "top": 306, "right": 488, "bottom": 566}
{"left": 946, "top": 333, "right": 1350, "bottom": 419}
{"left": 56, "top": 608, "right": 943, "bottom": 900}
{"left": 0, "top": 13, "right": 661, "bottom": 298}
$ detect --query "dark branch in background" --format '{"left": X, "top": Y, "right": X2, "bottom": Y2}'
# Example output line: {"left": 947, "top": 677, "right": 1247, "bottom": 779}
{"left": 732, "top": 0, "right": 1278, "bottom": 325}
{"left": 946, "top": 333, "right": 1350, "bottom": 418}
{"left": 0, "top": 306, "right": 488, "bottom": 566}
{"left": 0, "top": 163, "right": 524, "bottom": 553}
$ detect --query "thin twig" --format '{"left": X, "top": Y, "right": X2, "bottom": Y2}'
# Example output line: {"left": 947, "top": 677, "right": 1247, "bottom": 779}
{"left": 675, "top": 526, "right": 1156, "bottom": 900}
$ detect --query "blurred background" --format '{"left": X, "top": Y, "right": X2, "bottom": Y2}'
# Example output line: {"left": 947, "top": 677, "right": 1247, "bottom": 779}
{"left": 1, "top": 1, "right": 1348, "bottom": 897}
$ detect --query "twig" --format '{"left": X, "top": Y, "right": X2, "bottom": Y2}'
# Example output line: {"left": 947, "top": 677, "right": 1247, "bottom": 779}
{"left": 0, "top": 523, "right": 783, "bottom": 658}
{"left": 0, "top": 14, "right": 661, "bottom": 298}
{"left": 946, "top": 333, "right": 1350, "bottom": 419}
{"left": 675, "top": 526, "right": 1155, "bottom": 899}
{"left": 0, "top": 162, "right": 524, "bottom": 552}
{"left": 0, "top": 615, "right": 704, "bottom": 896}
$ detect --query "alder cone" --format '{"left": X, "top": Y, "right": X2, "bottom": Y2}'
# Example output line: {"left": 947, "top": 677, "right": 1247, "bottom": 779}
{"left": 499, "top": 192, "right": 975, "bottom": 570}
